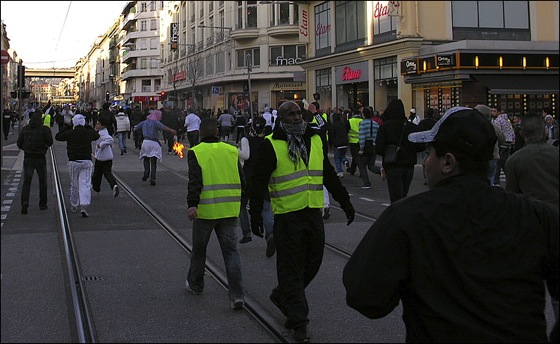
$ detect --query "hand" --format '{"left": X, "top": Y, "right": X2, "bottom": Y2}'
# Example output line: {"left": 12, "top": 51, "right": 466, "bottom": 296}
{"left": 187, "top": 207, "right": 197, "bottom": 221}
{"left": 342, "top": 203, "right": 355, "bottom": 226}
{"left": 250, "top": 214, "right": 264, "bottom": 238}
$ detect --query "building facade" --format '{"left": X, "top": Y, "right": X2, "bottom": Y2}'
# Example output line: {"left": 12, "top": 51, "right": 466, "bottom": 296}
{"left": 300, "top": 1, "right": 559, "bottom": 117}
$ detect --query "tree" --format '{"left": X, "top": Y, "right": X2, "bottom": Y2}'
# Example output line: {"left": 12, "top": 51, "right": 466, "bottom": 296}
{"left": 186, "top": 54, "right": 204, "bottom": 111}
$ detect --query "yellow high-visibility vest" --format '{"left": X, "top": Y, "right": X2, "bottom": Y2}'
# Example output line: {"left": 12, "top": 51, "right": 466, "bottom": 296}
{"left": 348, "top": 116, "right": 362, "bottom": 143}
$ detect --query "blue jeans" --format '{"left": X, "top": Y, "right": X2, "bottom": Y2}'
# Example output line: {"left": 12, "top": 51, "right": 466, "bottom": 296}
{"left": 117, "top": 131, "right": 127, "bottom": 151}
{"left": 488, "top": 159, "right": 498, "bottom": 185}
{"left": 333, "top": 146, "right": 349, "bottom": 173}
{"left": 187, "top": 217, "right": 244, "bottom": 301}
{"left": 240, "top": 193, "right": 273, "bottom": 240}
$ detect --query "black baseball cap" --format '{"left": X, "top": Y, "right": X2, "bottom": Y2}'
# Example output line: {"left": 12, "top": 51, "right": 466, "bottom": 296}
{"left": 408, "top": 107, "right": 497, "bottom": 161}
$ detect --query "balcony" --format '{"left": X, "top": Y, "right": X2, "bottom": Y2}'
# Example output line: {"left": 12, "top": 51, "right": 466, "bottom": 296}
{"left": 231, "top": 27, "right": 259, "bottom": 41}
{"left": 122, "top": 67, "right": 162, "bottom": 81}
{"left": 122, "top": 49, "right": 155, "bottom": 63}
{"left": 267, "top": 24, "right": 299, "bottom": 37}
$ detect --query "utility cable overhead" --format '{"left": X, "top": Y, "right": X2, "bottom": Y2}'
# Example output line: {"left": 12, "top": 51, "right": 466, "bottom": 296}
{"left": 55, "top": 2, "right": 73, "bottom": 57}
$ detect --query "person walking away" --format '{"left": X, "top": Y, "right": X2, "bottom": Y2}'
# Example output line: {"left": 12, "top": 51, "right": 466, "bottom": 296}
{"left": 161, "top": 107, "right": 180, "bottom": 155}
{"left": 475, "top": 105, "right": 506, "bottom": 185}
{"left": 114, "top": 107, "right": 131, "bottom": 155}
{"left": 217, "top": 109, "right": 235, "bottom": 142}
{"left": 17, "top": 110, "right": 54, "bottom": 214}
{"left": 3, "top": 108, "right": 14, "bottom": 140}
{"left": 234, "top": 111, "right": 247, "bottom": 144}
{"left": 134, "top": 109, "right": 177, "bottom": 186}
{"left": 375, "top": 99, "right": 423, "bottom": 203}
{"left": 510, "top": 113, "right": 525, "bottom": 154}
{"left": 98, "top": 102, "right": 116, "bottom": 136}
{"left": 262, "top": 106, "right": 274, "bottom": 135}
{"left": 248, "top": 101, "right": 356, "bottom": 343}
{"left": 183, "top": 108, "right": 202, "bottom": 148}
{"left": 91, "top": 118, "right": 119, "bottom": 197}
{"left": 55, "top": 114, "right": 100, "bottom": 217}
{"left": 330, "top": 111, "right": 350, "bottom": 177}
{"left": 346, "top": 108, "right": 363, "bottom": 175}
{"left": 237, "top": 117, "right": 276, "bottom": 257}
{"left": 185, "top": 117, "right": 245, "bottom": 310}
{"left": 130, "top": 105, "right": 144, "bottom": 149}
{"left": 505, "top": 111, "right": 560, "bottom": 324}
{"left": 61, "top": 104, "right": 74, "bottom": 128}
{"left": 357, "top": 107, "right": 383, "bottom": 189}
{"left": 344, "top": 107, "right": 559, "bottom": 343}
{"left": 490, "top": 106, "right": 515, "bottom": 186}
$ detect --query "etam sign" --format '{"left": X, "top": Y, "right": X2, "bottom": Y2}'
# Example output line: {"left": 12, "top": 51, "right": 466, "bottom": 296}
{"left": 336, "top": 62, "right": 368, "bottom": 84}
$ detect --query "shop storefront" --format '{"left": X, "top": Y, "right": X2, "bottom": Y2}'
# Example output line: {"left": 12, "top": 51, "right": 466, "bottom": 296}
{"left": 269, "top": 81, "right": 306, "bottom": 110}
{"left": 335, "top": 62, "right": 369, "bottom": 110}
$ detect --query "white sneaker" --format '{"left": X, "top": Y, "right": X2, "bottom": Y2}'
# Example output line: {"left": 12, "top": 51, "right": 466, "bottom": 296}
{"left": 80, "top": 207, "right": 89, "bottom": 217}
{"left": 336, "top": 172, "right": 344, "bottom": 178}
{"left": 113, "top": 185, "right": 120, "bottom": 197}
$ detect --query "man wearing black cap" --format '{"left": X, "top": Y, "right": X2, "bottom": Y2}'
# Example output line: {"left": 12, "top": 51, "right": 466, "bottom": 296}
{"left": 343, "top": 107, "right": 559, "bottom": 343}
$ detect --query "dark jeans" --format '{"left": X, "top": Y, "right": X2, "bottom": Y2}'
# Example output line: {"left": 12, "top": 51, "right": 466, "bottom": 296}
{"left": 186, "top": 130, "right": 200, "bottom": 148}
{"left": 143, "top": 157, "right": 157, "bottom": 182}
{"left": 164, "top": 131, "right": 175, "bottom": 153}
{"left": 21, "top": 157, "right": 47, "bottom": 207}
{"left": 348, "top": 143, "right": 360, "bottom": 174}
{"left": 358, "top": 151, "right": 382, "bottom": 186}
{"left": 493, "top": 144, "right": 511, "bottom": 185}
{"left": 235, "top": 126, "right": 245, "bottom": 144}
{"left": 91, "top": 159, "right": 117, "bottom": 192}
{"left": 272, "top": 207, "right": 324, "bottom": 329}
{"left": 385, "top": 167, "right": 414, "bottom": 204}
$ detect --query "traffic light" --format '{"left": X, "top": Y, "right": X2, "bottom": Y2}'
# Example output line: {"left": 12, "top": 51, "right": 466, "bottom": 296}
{"left": 160, "top": 91, "right": 167, "bottom": 100}
{"left": 17, "top": 65, "right": 25, "bottom": 89}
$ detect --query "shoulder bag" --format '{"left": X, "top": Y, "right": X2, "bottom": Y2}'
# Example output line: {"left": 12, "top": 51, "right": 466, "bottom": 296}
{"left": 384, "top": 122, "right": 406, "bottom": 164}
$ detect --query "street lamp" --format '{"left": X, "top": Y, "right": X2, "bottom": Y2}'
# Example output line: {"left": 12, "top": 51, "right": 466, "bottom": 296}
{"left": 246, "top": 53, "right": 254, "bottom": 121}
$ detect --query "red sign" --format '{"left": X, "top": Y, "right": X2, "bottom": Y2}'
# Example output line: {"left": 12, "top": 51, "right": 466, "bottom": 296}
{"left": 0, "top": 50, "right": 10, "bottom": 65}
{"left": 341, "top": 66, "right": 362, "bottom": 81}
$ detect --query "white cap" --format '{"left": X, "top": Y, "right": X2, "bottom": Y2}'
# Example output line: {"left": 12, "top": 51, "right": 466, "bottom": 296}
{"left": 410, "top": 108, "right": 416, "bottom": 114}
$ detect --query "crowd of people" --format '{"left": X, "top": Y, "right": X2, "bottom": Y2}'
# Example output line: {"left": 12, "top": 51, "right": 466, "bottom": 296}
{"left": 11, "top": 98, "right": 558, "bottom": 343}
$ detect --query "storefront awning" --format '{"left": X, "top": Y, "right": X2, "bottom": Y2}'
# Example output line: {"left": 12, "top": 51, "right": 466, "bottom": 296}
{"left": 474, "top": 74, "right": 559, "bottom": 94}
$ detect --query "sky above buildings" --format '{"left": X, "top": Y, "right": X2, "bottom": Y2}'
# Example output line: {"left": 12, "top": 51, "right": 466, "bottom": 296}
{"left": 1, "top": 1, "right": 127, "bottom": 68}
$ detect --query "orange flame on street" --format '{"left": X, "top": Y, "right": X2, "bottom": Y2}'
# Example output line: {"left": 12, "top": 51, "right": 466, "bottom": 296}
{"left": 173, "top": 141, "right": 185, "bottom": 158}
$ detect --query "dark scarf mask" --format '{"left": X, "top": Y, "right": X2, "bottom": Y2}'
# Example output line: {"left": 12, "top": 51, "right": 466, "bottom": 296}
{"left": 280, "top": 121, "right": 309, "bottom": 167}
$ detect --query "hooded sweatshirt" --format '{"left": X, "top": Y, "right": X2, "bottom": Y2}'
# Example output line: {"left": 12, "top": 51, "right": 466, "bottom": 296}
{"left": 17, "top": 111, "right": 53, "bottom": 159}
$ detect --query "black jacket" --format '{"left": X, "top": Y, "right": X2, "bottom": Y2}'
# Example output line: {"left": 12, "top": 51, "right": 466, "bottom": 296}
{"left": 55, "top": 124, "right": 99, "bottom": 161}
{"left": 248, "top": 123, "right": 352, "bottom": 217}
{"left": 17, "top": 113, "right": 53, "bottom": 159}
{"left": 376, "top": 113, "right": 423, "bottom": 168}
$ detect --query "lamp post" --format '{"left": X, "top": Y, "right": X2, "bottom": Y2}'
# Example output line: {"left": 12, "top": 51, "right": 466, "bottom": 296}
{"left": 246, "top": 53, "right": 254, "bottom": 122}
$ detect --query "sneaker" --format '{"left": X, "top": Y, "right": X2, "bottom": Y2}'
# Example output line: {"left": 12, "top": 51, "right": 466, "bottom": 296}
{"left": 380, "top": 168, "right": 386, "bottom": 182}
{"left": 142, "top": 173, "right": 149, "bottom": 181}
{"left": 266, "top": 236, "right": 276, "bottom": 258}
{"left": 150, "top": 180, "right": 156, "bottom": 186}
{"left": 81, "top": 207, "right": 89, "bottom": 218}
{"left": 336, "top": 172, "right": 344, "bottom": 178}
{"left": 124, "top": 148, "right": 127, "bottom": 153}
{"left": 322, "top": 207, "right": 330, "bottom": 219}
{"left": 344, "top": 160, "right": 350, "bottom": 169}
{"left": 113, "top": 184, "right": 120, "bottom": 197}
{"left": 294, "top": 325, "right": 310, "bottom": 343}
{"left": 21, "top": 202, "right": 28, "bottom": 215}
{"left": 230, "top": 299, "right": 244, "bottom": 310}
{"left": 361, "top": 184, "right": 371, "bottom": 189}
{"left": 39, "top": 205, "right": 48, "bottom": 210}
{"left": 71, "top": 206, "right": 78, "bottom": 213}
{"left": 239, "top": 236, "right": 252, "bottom": 244}
{"left": 185, "top": 280, "right": 203, "bottom": 295}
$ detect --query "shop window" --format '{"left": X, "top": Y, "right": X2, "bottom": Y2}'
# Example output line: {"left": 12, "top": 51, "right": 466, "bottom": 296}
{"left": 335, "top": 1, "right": 366, "bottom": 51}
{"left": 237, "top": 48, "right": 260, "bottom": 69}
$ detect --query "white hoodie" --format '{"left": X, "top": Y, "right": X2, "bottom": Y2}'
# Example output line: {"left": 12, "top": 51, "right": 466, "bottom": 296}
{"left": 94, "top": 127, "right": 114, "bottom": 161}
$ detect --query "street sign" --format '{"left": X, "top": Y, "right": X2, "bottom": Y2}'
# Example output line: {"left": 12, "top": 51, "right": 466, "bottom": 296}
{"left": 0, "top": 50, "right": 10, "bottom": 65}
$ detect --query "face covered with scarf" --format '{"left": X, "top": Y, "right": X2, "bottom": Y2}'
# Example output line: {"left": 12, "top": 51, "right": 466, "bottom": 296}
{"left": 278, "top": 101, "right": 309, "bottom": 166}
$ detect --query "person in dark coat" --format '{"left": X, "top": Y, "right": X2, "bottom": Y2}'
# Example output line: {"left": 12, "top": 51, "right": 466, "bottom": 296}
{"left": 17, "top": 110, "right": 54, "bottom": 214}
{"left": 375, "top": 99, "right": 424, "bottom": 203}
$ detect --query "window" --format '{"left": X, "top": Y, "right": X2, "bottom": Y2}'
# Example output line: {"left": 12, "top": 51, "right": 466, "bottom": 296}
{"left": 335, "top": 1, "right": 366, "bottom": 46}
{"left": 452, "top": 1, "right": 530, "bottom": 40}
{"left": 142, "top": 79, "right": 151, "bottom": 92}
{"left": 200, "top": 2, "right": 204, "bottom": 17}
{"left": 314, "top": 2, "right": 332, "bottom": 52}
{"left": 270, "top": 45, "right": 306, "bottom": 66}
{"left": 216, "top": 51, "right": 225, "bottom": 74}
{"left": 150, "top": 1, "right": 156, "bottom": 11}
{"left": 237, "top": 48, "right": 260, "bottom": 69}
{"left": 140, "top": 2, "right": 147, "bottom": 12}
{"left": 150, "top": 38, "right": 158, "bottom": 50}
{"left": 140, "top": 20, "right": 147, "bottom": 31}
{"left": 139, "top": 38, "right": 148, "bottom": 51}
{"left": 209, "top": 1, "right": 213, "bottom": 13}
{"left": 316, "top": 68, "right": 331, "bottom": 87}
{"left": 374, "top": 57, "right": 398, "bottom": 81}
{"left": 150, "top": 19, "right": 157, "bottom": 31}
{"left": 206, "top": 55, "right": 214, "bottom": 76}
{"left": 237, "top": 1, "right": 258, "bottom": 29}
{"left": 372, "top": 1, "right": 398, "bottom": 43}
{"left": 155, "top": 79, "right": 161, "bottom": 91}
